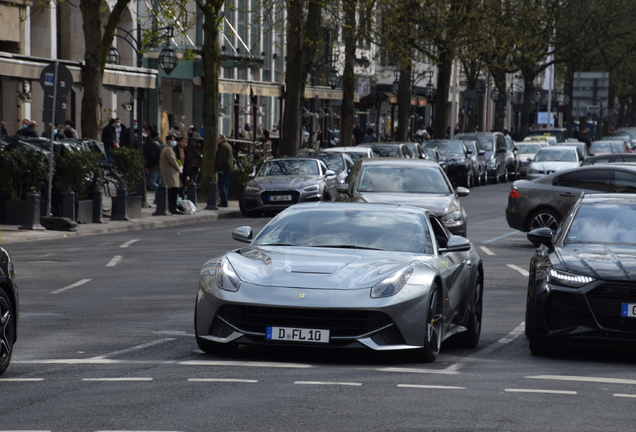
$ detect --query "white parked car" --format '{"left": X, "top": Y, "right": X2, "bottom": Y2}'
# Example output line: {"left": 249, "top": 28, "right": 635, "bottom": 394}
{"left": 526, "top": 147, "right": 582, "bottom": 180}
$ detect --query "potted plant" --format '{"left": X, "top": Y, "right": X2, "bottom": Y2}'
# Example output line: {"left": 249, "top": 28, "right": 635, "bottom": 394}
{"left": 0, "top": 145, "right": 49, "bottom": 224}
{"left": 110, "top": 148, "right": 144, "bottom": 218}
{"left": 229, "top": 154, "right": 260, "bottom": 201}
{"left": 55, "top": 148, "right": 103, "bottom": 223}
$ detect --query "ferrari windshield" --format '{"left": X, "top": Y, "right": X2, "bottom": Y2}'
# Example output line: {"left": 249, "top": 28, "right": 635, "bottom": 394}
{"left": 565, "top": 203, "right": 636, "bottom": 244}
{"left": 253, "top": 208, "right": 434, "bottom": 253}
{"left": 358, "top": 165, "right": 452, "bottom": 194}
{"left": 259, "top": 159, "right": 320, "bottom": 176}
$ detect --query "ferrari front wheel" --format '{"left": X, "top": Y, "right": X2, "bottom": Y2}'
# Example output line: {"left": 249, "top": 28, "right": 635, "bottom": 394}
{"left": 414, "top": 284, "right": 443, "bottom": 363}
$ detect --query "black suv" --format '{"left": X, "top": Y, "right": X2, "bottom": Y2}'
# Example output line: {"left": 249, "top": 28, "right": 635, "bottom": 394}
{"left": 455, "top": 132, "right": 508, "bottom": 183}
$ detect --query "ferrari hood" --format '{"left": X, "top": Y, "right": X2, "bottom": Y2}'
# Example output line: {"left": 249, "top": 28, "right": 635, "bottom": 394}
{"left": 357, "top": 193, "right": 456, "bottom": 216}
{"left": 560, "top": 244, "right": 636, "bottom": 281}
{"left": 250, "top": 175, "right": 322, "bottom": 189}
{"left": 226, "top": 246, "right": 427, "bottom": 289}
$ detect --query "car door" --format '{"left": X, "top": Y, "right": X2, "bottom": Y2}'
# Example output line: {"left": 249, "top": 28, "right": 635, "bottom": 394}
{"left": 430, "top": 215, "right": 471, "bottom": 328}
{"left": 550, "top": 168, "right": 611, "bottom": 216}
{"left": 320, "top": 160, "right": 339, "bottom": 199}
{"left": 612, "top": 169, "right": 636, "bottom": 193}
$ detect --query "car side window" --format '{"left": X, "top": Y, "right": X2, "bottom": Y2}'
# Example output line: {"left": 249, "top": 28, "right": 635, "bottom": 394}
{"left": 554, "top": 171, "right": 575, "bottom": 187}
{"left": 574, "top": 169, "right": 609, "bottom": 192}
{"left": 429, "top": 215, "right": 450, "bottom": 249}
{"left": 613, "top": 170, "right": 636, "bottom": 193}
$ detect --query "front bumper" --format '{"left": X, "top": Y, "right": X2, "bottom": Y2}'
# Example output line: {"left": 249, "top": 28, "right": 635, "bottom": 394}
{"left": 195, "top": 280, "right": 431, "bottom": 351}
{"left": 243, "top": 188, "right": 323, "bottom": 212}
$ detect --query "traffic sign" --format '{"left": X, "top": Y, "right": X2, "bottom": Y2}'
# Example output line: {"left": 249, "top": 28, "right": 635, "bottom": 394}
{"left": 587, "top": 105, "right": 601, "bottom": 112}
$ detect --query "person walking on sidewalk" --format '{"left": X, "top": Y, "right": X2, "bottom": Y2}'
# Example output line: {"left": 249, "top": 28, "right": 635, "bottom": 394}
{"left": 215, "top": 134, "right": 234, "bottom": 207}
{"left": 174, "top": 136, "right": 190, "bottom": 199}
{"left": 144, "top": 125, "right": 164, "bottom": 191}
{"left": 160, "top": 136, "right": 184, "bottom": 214}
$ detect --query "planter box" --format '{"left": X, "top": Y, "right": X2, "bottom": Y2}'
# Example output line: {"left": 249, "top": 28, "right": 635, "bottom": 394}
{"left": 75, "top": 200, "right": 93, "bottom": 224}
{"left": 3, "top": 200, "right": 48, "bottom": 225}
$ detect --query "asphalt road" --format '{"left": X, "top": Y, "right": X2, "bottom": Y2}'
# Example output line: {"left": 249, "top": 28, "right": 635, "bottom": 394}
{"left": 3, "top": 181, "right": 636, "bottom": 432}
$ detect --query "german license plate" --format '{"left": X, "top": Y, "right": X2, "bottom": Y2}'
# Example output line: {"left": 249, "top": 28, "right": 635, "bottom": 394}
{"left": 622, "top": 304, "right": 636, "bottom": 317}
{"left": 269, "top": 195, "right": 292, "bottom": 202}
{"left": 266, "top": 326, "right": 329, "bottom": 343}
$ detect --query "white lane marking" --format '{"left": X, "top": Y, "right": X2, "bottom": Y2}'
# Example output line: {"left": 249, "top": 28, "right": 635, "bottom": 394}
{"left": 154, "top": 330, "right": 195, "bottom": 337}
{"left": 482, "top": 231, "right": 519, "bottom": 244}
{"left": 96, "top": 430, "right": 183, "bottom": 432}
{"left": 188, "top": 378, "right": 258, "bottom": 383}
{"left": 505, "top": 388, "right": 577, "bottom": 395}
{"left": 180, "top": 360, "right": 312, "bottom": 368}
{"left": 90, "top": 338, "right": 175, "bottom": 359}
{"left": 507, "top": 264, "right": 529, "bottom": 277}
{"left": 376, "top": 366, "right": 459, "bottom": 375}
{"left": 615, "top": 394, "right": 636, "bottom": 398}
{"left": 527, "top": 375, "right": 636, "bottom": 385}
{"left": 398, "top": 384, "right": 465, "bottom": 390}
{"left": 294, "top": 381, "right": 362, "bottom": 386}
{"left": 469, "top": 322, "right": 525, "bottom": 357}
{"left": 15, "top": 359, "right": 171, "bottom": 364}
{"left": 50, "top": 279, "right": 91, "bottom": 295}
{"left": 479, "top": 246, "right": 495, "bottom": 256}
{"left": 0, "top": 378, "right": 44, "bottom": 382}
{"left": 82, "top": 378, "right": 153, "bottom": 382}
{"left": 106, "top": 255, "right": 122, "bottom": 267}
{"left": 120, "top": 239, "right": 140, "bottom": 248}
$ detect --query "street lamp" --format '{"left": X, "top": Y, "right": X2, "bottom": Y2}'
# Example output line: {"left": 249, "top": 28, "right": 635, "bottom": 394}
{"left": 424, "top": 71, "right": 436, "bottom": 99}
{"left": 392, "top": 69, "right": 400, "bottom": 95}
{"left": 490, "top": 86, "right": 500, "bottom": 101}
{"left": 328, "top": 52, "right": 340, "bottom": 90}
{"left": 107, "top": 46, "right": 121, "bottom": 65}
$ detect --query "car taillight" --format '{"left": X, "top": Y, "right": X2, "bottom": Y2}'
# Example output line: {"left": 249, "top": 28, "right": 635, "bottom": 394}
{"left": 509, "top": 188, "right": 520, "bottom": 198}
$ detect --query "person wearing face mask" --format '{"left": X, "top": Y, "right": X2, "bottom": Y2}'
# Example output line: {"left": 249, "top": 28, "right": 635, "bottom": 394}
{"left": 174, "top": 136, "right": 190, "bottom": 199}
{"left": 17, "top": 119, "right": 38, "bottom": 137}
{"left": 64, "top": 120, "right": 79, "bottom": 139}
{"left": 160, "top": 133, "right": 184, "bottom": 214}
{"left": 143, "top": 126, "right": 164, "bottom": 191}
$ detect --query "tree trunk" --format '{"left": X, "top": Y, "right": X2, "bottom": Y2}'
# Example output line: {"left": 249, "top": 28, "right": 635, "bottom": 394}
{"left": 396, "top": 65, "right": 412, "bottom": 141}
{"left": 433, "top": 47, "right": 452, "bottom": 139}
{"left": 80, "top": 0, "right": 131, "bottom": 140}
{"left": 520, "top": 69, "right": 536, "bottom": 140}
{"left": 339, "top": 0, "right": 356, "bottom": 147}
{"left": 280, "top": 0, "right": 322, "bottom": 156}
{"left": 198, "top": 2, "right": 223, "bottom": 199}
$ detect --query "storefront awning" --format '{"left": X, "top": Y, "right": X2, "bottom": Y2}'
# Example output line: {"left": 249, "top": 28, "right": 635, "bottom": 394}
{"left": 0, "top": 53, "right": 157, "bottom": 89}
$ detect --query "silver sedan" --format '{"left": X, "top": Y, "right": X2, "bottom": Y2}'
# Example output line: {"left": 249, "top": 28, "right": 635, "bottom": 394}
{"left": 195, "top": 203, "right": 484, "bottom": 363}
{"left": 239, "top": 157, "right": 338, "bottom": 217}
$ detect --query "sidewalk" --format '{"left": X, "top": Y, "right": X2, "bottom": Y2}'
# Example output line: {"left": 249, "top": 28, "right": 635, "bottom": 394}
{"left": 0, "top": 190, "right": 242, "bottom": 245}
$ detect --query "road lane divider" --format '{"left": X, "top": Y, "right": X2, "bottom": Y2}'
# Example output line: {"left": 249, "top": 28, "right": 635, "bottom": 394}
{"left": 106, "top": 255, "right": 122, "bottom": 267}
{"left": 180, "top": 360, "right": 312, "bottom": 368}
{"left": 294, "top": 381, "right": 361, "bottom": 386}
{"left": 398, "top": 384, "right": 465, "bottom": 390}
{"left": 188, "top": 378, "right": 258, "bottom": 383}
{"left": 479, "top": 246, "right": 495, "bottom": 256}
{"left": 507, "top": 264, "right": 529, "bottom": 277}
{"left": 505, "top": 388, "right": 577, "bottom": 395}
{"left": 82, "top": 378, "right": 153, "bottom": 381}
{"left": 0, "top": 378, "right": 44, "bottom": 382}
{"left": 527, "top": 375, "right": 636, "bottom": 385}
{"left": 50, "top": 279, "right": 91, "bottom": 294}
{"left": 90, "top": 338, "right": 175, "bottom": 359}
{"left": 120, "top": 239, "right": 140, "bottom": 248}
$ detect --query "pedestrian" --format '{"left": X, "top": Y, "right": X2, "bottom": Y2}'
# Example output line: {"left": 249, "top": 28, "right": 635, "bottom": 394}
{"left": 101, "top": 118, "right": 117, "bottom": 167}
{"left": 64, "top": 120, "right": 79, "bottom": 139}
{"left": 17, "top": 121, "right": 38, "bottom": 138}
{"left": 215, "top": 134, "right": 234, "bottom": 207}
{"left": 174, "top": 136, "right": 190, "bottom": 199}
{"left": 1, "top": 121, "right": 6, "bottom": 136}
{"left": 579, "top": 128, "right": 592, "bottom": 150}
{"left": 261, "top": 130, "right": 273, "bottom": 159}
{"left": 362, "top": 127, "right": 377, "bottom": 143}
{"left": 160, "top": 134, "right": 184, "bottom": 214}
{"left": 353, "top": 123, "right": 365, "bottom": 146}
{"left": 143, "top": 125, "right": 164, "bottom": 191}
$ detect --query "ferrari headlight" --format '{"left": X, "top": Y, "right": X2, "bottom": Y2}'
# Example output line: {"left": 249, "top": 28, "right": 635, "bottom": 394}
{"left": 302, "top": 184, "right": 320, "bottom": 192}
{"left": 371, "top": 266, "right": 413, "bottom": 298}
{"left": 547, "top": 269, "right": 595, "bottom": 288}
{"left": 441, "top": 210, "right": 462, "bottom": 225}
{"left": 215, "top": 257, "right": 241, "bottom": 292}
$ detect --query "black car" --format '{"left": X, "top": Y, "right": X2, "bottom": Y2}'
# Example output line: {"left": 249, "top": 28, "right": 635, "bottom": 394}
{"left": 504, "top": 135, "right": 521, "bottom": 180}
{"left": 423, "top": 140, "right": 473, "bottom": 188}
{"left": 358, "top": 143, "right": 414, "bottom": 158}
{"left": 400, "top": 142, "right": 429, "bottom": 159}
{"left": 464, "top": 140, "right": 487, "bottom": 187}
{"left": 455, "top": 132, "right": 508, "bottom": 183}
{"left": 525, "top": 193, "right": 636, "bottom": 355}
{"left": 582, "top": 153, "right": 636, "bottom": 166}
{"left": 424, "top": 148, "right": 447, "bottom": 173}
{"left": 0, "top": 245, "right": 18, "bottom": 375}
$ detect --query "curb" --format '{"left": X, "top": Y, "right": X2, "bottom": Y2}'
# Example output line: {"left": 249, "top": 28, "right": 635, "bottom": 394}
{"left": 0, "top": 208, "right": 243, "bottom": 245}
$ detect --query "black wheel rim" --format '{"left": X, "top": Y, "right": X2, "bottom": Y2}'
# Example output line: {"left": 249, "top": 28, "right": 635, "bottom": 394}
{"left": 427, "top": 289, "right": 443, "bottom": 356}
{"left": 0, "top": 297, "right": 13, "bottom": 366}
